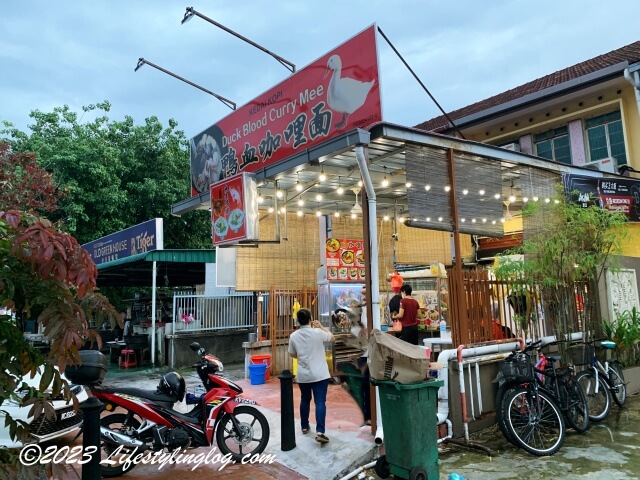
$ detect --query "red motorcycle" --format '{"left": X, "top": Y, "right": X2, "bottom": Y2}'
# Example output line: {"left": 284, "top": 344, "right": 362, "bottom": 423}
{"left": 68, "top": 342, "right": 270, "bottom": 477}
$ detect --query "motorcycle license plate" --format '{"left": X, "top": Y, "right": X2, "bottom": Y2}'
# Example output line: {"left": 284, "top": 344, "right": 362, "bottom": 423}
{"left": 234, "top": 398, "right": 257, "bottom": 405}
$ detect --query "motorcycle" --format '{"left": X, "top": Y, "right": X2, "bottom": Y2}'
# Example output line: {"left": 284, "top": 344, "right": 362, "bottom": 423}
{"left": 85, "top": 342, "right": 270, "bottom": 477}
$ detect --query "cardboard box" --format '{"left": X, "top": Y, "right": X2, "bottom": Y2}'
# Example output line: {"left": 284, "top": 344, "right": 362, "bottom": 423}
{"left": 368, "top": 329, "right": 433, "bottom": 383}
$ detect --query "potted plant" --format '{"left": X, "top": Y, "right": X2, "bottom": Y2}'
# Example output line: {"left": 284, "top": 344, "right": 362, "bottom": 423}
{"left": 603, "top": 307, "right": 640, "bottom": 367}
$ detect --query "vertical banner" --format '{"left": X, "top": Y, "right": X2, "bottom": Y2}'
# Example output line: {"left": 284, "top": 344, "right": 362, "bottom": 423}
{"left": 211, "top": 173, "right": 259, "bottom": 246}
{"left": 190, "top": 25, "right": 381, "bottom": 196}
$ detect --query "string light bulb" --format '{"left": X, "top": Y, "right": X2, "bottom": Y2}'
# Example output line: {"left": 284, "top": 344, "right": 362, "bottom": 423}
{"left": 268, "top": 207, "right": 274, "bottom": 213}
{"left": 315, "top": 194, "right": 323, "bottom": 202}
{"left": 383, "top": 215, "right": 390, "bottom": 221}
{"left": 295, "top": 173, "right": 303, "bottom": 192}
{"left": 351, "top": 213, "right": 357, "bottom": 219}
{"left": 444, "top": 185, "right": 451, "bottom": 192}
{"left": 297, "top": 198, "right": 304, "bottom": 207}
{"left": 337, "top": 176, "right": 344, "bottom": 195}
{"left": 318, "top": 167, "right": 327, "bottom": 182}
{"left": 276, "top": 190, "right": 284, "bottom": 198}
{"left": 462, "top": 189, "right": 468, "bottom": 195}
{"left": 316, "top": 209, "right": 322, "bottom": 217}
{"left": 479, "top": 189, "right": 485, "bottom": 195}
{"left": 405, "top": 181, "right": 412, "bottom": 188}
{"left": 334, "top": 210, "right": 340, "bottom": 217}
{"left": 425, "top": 184, "right": 431, "bottom": 191}
{"left": 297, "top": 209, "right": 303, "bottom": 217}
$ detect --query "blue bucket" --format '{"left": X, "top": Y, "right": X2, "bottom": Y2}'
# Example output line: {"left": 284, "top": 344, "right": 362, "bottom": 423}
{"left": 248, "top": 363, "right": 268, "bottom": 385}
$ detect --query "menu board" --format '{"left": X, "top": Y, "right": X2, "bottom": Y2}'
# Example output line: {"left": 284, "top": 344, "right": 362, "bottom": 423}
{"left": 563, "top": 174, "right": 640, "bottom": 222}
{"left": 211, "top": 173, "right": 259, "bottom": 245}
{"left": 325, "top": 238, "right": 365, "bottom": 281}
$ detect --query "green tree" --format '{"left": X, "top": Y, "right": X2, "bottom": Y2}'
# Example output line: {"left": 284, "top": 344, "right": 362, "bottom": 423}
{"left": 1, "top": 102, "right": 211, "bottom": 248}
{"left": 0, "top": 141, "right": 120, "bottom": 471}
{"left": 495, "top": 185, "right": 628, "bottom": 341}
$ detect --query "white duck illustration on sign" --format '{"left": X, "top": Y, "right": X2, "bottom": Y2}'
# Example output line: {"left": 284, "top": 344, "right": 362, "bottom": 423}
{"left": 325, "top": 54, "right": 375, "bottom": 129}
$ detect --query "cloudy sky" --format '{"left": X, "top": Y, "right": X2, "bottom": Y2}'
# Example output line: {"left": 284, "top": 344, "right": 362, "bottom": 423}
{"left": 2, "top": 0, "right": 639, "bottom": 139}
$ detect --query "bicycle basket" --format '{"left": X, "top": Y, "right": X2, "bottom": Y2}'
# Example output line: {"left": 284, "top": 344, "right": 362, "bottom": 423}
{"left": 567, "top": 344, "right": 594, "bottom": 366}
{"left": 499, "top": 352, "right": 531, "bottom": 382}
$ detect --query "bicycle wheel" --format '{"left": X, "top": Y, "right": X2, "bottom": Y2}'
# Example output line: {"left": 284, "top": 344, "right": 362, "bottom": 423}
{"left": 575, "top": 370, "right": 611, "bottom": 421}
{"left": 608, "top": 362, "right": 627, "bottom": 407}
{"left": 503, "top": 387, "right": 565, "bottom": 456}
{"left": 495, "top": 383, "right": 519, "bottom": 446}
{"left": 561, "top": 375, "right": 589, "bottom": 433}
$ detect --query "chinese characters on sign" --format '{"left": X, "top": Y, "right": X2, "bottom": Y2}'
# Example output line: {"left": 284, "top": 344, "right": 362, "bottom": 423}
{"left": 325, "top": 238, "right": 365, "bottom": 282}
{"left": 190, "top": 25, "right": 381, "bottom": 196}
{"left": 211, "top": 173, "right": 259, "bottom": 246}
{"left": 563, "top": 174, "right": 640, "bottom": 222}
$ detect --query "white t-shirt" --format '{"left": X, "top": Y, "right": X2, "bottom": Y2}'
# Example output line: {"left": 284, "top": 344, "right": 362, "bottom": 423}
{"left": 288, "top": 325, "right": 332, "bottom": 383}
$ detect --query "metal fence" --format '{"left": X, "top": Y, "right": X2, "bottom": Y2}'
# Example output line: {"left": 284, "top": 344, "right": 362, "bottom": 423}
{"left": 171, "top": 292, "right": 268, "bottom": 335}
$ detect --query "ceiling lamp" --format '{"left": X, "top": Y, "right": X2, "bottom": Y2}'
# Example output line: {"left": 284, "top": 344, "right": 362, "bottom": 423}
{"left": 406, "top": 181, "right": 412, "bottom": 188}
{"left": 315, "top": 193, "right": 323, "bottom": 202}
{"left": 318, "top": 167, "right": 327, "bottom": 183}
{"left": 444, "top": 185, "right": 451, "bottom": 192}
{"left": 479, "top": 189, "right": 485, "bottom": 195}
{"left": 297, "top": 209, "right": 303, "bottom": 217}
{"left": 276, "top": 190, "right": 284, "bottom": 198}
{"left": 334, "top": 210, "right": 340, "bottom": 217}
{"left": 383, "top": 215, "right": 390, "bottom": 221}
{"left": 295, "top": 172, "right": 303, "bottom": 192}
{"left": 381, "top": 166, "right": 389, "bottom": 188}
{"left": 462, "top": 189, "right": 468, "bottom": 195}
{"left": 257, "top": 191, "right": 264, "bottom": 203}
{"left": 503, "top": 199, "right": 513, "bottom": 219}
{"left": 297, "top": 198, "right": 304, "bottom": 206}
{"left": 336, "top": 176, "right": 344, "bottom": 195}
{"left": 425, "top": 184, "right": 431, "bottom": 191}
{"left": 508, "top": 180, "right": 516, "bottom": 203}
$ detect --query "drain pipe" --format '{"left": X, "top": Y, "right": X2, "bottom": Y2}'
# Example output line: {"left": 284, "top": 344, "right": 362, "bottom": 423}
{"left": 355, "top": 144, "right": 383, "bottom": 445}
{"left": 624, "top": 67, "right": 640, "bottom": 116}
{"left": 337, "top": 460, "right": 377, "bottom": 480}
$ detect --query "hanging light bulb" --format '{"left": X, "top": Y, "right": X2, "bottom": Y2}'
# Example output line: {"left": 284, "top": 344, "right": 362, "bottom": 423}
{"left": 438, "top": 217, "right": 443, "bottom": 222}
{"left": 257, "top": 193, "right": 264, "bottom": 204}
{"left": 381, "top": 166, "right": 389, "bottom": 188}
{"left": 482, "top": 218, "right": 487, "bottom": 223}
{"left": 426, "top": 217, "right": 431, "bottom": 222}
{"left": 316, "top": 209, "right": 322, "bottom": 217}
{"left": 444, "top": 185, "right": 451, "bottom": 192}
{"left": 491, "top": 220, "right": 497, "bottom": 225}
{"left": 357, "top": 180, "right": 363, "bottom": 188}
{"left": 276, "top": 190, "right": 284, "bottom": 198}
{"left": 523, "top": 197, "right": 529, "bottom": 203}
{"left": 383, "top": 215, "right": 390, "bottom": 221}
{"left": 280, "top": 206, "right": 286, "bottom": 214}
{"left": 509, "top": 194, "right": 516, "bottom": 203}
{"left": 471, "top": 218, "right": 476, "bottom": 223}
{"left": 412, "top": 218, "right": 417, "bottom": 222}
{"left": 533, "top": 196, "right": 539, "bottom": 202}
{"left": 295, "top": 172, "right": 303, "bottom": 192}
{"left": 479, "top": 189, "right": 485, "bottom": 195}
{"left": 334, "top": 210, "right": 340, "bottom": 217}
{"left": 268, "top": 207, "right": 274, "bottom": 213}
{"left": 315, "top": 194, "right": 323, "bottom": 202}
{"left": 351, "top": 213, "right": 357, "bottom": 219}
{"left": 398, "top": 216, "right": 405, "bottom": 223}
{"left": 336, "top": 176, "right": 344, "bottom": 195}
{"left": 297, "top": 198, "right": 304, "bottom": 207}
{"left": 462, "top": 189, "right": 468, "bottom": 195}
{"left": 545, "top": 198, "right": 551, "bottom": 203}
{"left": 494, "top": 193, "right": 501, "bottom": 199}
{"left": 405, "top": 181, "right": 412, "bottom": 188}
{"left": 297, "top": 209, "right": 303, "bottom": 217}
{"left": 500, "top": 217, "right": 506, "bottom": 223}
{"left": 461, "top": 218, "right": 466, "bottom": 223}
{"left": 425, "top": 184, "right": 431, "bottom": 191}
{"left": 554, "top": 199, "right": 560, "bottom": 204}
{"left": 318, "top": 167, "right": 327, "bottom": 182}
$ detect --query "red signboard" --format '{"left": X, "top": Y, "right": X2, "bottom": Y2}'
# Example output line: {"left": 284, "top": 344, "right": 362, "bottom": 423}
{"left": 211, "top": 173, "right": 259, "bottom": 246}
{"left": 325, "top": 238, "right": 365, "bottom": 282}
{"left": 190, "top": 25, "right": 381, "bottom": 196}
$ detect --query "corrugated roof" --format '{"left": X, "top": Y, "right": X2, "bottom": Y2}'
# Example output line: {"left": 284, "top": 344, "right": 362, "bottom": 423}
{"left": 416, "top": 41, "right": 640, "bottom": 133}
{"left": 96, "top": 249, "right": 216, "bottom": 270}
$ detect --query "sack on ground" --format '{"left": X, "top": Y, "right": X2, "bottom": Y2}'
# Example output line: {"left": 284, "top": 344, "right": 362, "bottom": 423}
{"left": 367, "top": 329, "right": 431, "bottom": 383}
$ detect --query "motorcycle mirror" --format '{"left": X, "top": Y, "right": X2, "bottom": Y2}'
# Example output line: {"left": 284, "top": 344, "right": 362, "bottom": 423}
{"left": 197, "top": 348, "right": 206, "bottom": 356}
{"left": 189, "top": 342, "right": 202, "bottom": 352}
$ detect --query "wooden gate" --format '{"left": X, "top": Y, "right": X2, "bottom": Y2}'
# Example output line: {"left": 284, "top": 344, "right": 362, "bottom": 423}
{"left": 268, "top": 287, "right": 317, "bottom": 375}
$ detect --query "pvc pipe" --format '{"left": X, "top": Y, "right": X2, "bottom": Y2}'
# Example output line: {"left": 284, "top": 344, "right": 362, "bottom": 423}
{"left": 437, "top": 418, "right": 453, "bottom": 444}
{"left": 475, "top": 361, "right": 482, "bottom": 416}
{"left": 624, "top": 68, "right": 640, "bottom": 118}
{"left": 338, "top": 460, "right": 377, "bottom": 480}
{"left": 151, "top": 260, "right": 157, "bottom": 366}
{"left": 467, "top": 363, "right": 475, "bottom": 420}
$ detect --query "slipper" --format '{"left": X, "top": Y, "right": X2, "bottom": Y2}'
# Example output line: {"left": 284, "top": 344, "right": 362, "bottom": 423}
{"left": 315, "top": 433, "right": 329, "bottom": 444}
{"left": 302, "top": 428, "right": 310, "bottom": 434}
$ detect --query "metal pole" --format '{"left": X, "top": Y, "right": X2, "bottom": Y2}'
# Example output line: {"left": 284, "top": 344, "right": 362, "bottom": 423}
{"left": 278, "top": 369, "right": 296, "bottom": 451}
{"left": 80, "top": 397, "right": 103, "bottom": 480}
{"left": 151, "top": 260, "right": 157, "bottom": 366}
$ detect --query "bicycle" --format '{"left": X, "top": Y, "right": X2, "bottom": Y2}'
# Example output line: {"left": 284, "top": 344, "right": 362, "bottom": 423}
{"left": 573, "top": 339, "right": 627, "bottom": 422}
{"left": 495, "top": 340, "right": 566, "bottom": 456}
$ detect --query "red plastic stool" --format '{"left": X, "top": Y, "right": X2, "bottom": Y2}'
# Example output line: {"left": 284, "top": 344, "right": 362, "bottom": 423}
{"left": 119, "top": 349, "right": 137, "bottom": 368}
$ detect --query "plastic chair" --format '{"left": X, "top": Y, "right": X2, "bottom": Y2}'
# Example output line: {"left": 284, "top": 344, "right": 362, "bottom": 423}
{"left": 119, "top": 349, "right": 137, "bottom": 368}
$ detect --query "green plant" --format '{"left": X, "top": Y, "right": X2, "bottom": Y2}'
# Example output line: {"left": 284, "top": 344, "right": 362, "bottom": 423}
{"left": 603, "top": 307, "right": 640, "bottom": 366}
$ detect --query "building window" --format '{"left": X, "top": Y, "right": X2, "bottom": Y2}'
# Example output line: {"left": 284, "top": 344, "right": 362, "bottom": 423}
{"left": 534, "top": 126, "right": 571, "bottom": 164}
{"left": 586, "top": 111, "right": 627, "bottom": 165}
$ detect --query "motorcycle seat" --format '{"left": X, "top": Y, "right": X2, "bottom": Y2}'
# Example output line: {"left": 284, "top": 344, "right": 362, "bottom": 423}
{"left": 103, "top": 386, "right": 177, "bottom": 405}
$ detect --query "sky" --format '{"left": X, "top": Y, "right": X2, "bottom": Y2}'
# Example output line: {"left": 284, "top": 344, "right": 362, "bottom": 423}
{"left": 2, "top": 0, "right": 640, "bottom": 140}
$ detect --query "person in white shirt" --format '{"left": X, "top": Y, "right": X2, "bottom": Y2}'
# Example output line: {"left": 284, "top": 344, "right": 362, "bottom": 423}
{"left": 288, "top": 308, "right": 334, "bottom": 444}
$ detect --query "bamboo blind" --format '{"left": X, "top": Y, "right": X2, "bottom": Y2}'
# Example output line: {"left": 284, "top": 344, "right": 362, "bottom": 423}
{"left": 236, "top": 212, "right": 473, "bottom": 291}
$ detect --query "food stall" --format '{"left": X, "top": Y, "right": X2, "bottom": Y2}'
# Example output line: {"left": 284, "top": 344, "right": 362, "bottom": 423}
{"left": 318, "top": 238, "right": 367, "bottom": 374}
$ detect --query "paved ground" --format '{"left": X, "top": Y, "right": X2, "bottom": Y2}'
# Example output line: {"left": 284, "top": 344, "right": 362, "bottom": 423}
{"left": 9, "top": 363, "right": 640, "bottom": 479}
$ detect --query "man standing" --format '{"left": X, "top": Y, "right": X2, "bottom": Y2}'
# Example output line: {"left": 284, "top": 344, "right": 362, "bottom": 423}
{"left": 288, "top": 308, "right": 334, "bottom": 444}
{"left": 392, "top": 284, "right": 420, "bottom": 345}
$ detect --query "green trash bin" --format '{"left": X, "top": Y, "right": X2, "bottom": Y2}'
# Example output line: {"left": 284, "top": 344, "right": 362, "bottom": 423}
{"left": 371, "top": 378, "right": 443, "bottom": 480}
